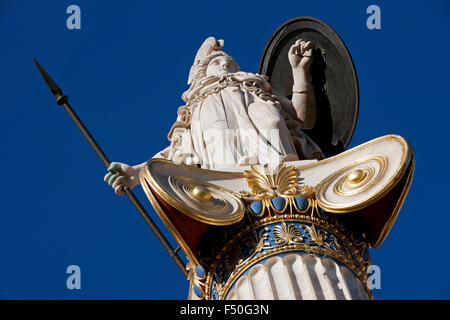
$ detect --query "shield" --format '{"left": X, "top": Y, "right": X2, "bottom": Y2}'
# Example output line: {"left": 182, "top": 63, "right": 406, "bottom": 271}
{"left": 259, "top": 17, "right": 359, "bottom": 157}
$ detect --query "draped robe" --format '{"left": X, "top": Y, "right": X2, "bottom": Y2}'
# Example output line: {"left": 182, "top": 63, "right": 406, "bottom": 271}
{"left": 156, "top": 72, "right": 323, "bottom": 170}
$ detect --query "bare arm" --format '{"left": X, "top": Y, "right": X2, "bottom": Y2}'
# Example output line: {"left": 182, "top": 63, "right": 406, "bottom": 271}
{"left": 288, "top": 40, "right": 317, "bottom": 130}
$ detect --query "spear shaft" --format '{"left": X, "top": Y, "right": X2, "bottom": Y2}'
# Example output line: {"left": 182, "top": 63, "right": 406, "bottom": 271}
{"left": 33, "top": 58, "right": 188, "bottom": 278}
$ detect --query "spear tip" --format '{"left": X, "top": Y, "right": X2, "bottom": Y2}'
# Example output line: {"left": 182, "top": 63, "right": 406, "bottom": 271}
{"left": 33, "top": 58, "right": 67, "bottom": 105}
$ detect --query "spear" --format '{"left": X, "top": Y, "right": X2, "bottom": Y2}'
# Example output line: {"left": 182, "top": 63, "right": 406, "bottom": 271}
{"left": 33, "top": 58, "right": 188, "bottom": 278}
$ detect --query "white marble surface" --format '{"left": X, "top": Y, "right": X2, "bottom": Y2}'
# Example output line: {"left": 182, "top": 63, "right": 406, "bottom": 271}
{"left": 225, "top": 253, "right": 368, "bottom": 300}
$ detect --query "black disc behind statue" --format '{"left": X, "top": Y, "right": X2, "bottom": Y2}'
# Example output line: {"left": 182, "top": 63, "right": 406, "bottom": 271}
{"left": 259, "top": 17, "right": 359, "bottom": 157}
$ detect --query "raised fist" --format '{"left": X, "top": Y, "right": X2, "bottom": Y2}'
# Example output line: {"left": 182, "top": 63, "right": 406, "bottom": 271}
{"left": 288, "top": 39, "right": 315, "bottom": 70}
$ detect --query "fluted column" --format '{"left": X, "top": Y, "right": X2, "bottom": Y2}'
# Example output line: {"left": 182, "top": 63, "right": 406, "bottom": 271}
{"left": 225, "top": 253, "right": 368, "bottom": 300}
{"left": 201, "top": 215, "right": 371, "bottom": 300}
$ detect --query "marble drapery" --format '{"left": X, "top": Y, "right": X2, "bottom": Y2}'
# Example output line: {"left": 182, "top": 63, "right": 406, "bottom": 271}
{"left": 156, "top": 72, "right": 323, "bottom": 170}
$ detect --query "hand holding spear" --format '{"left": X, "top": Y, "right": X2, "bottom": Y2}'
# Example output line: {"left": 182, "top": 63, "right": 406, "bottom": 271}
{"left": 33, "top": 58, "right": 188, "bottom": 278}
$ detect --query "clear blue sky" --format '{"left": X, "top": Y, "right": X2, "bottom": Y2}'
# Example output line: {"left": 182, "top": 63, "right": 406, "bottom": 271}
{"left": 1, "top": 0, "right": 449, "bottom": 299}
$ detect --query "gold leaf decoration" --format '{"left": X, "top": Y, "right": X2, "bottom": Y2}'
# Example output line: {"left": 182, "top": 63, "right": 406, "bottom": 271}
{"left": 272, "top": 221, "right": 303, "bottom": 245}
{"left": 244, "top": 163, "right": 299, "bottom": 199}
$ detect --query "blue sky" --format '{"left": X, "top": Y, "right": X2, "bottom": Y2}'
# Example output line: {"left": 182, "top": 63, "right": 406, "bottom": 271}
{"left": 1, "top": 0, "right": 449, "bottom": 299}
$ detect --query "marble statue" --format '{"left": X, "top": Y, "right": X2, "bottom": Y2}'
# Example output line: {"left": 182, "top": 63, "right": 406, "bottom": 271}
{"left": 105, "top": 37, "right": 323, "bottom": 194}
{"left": 101, "top": 21, "right": 415, "bottom": 301}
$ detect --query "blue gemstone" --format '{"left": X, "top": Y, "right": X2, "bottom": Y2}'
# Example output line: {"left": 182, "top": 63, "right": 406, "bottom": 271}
{"left": 195, "top": 265, "right": 205, "bottom": 278}
{"left": 193, "top": 284, "right": 203, "bottom": 298}
{"left": 294, "top": 196, "right": 308, "bottom": 211}
{"left": 249, "top": 201, "right": 263, "bottom": 215}
{"left": 271, "top": 197, "right": 286, "bottom": 211}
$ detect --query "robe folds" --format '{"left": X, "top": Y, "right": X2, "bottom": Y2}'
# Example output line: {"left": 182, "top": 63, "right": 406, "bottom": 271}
{"left": 156, "top": 72, "right": 323, "bottom": 170}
